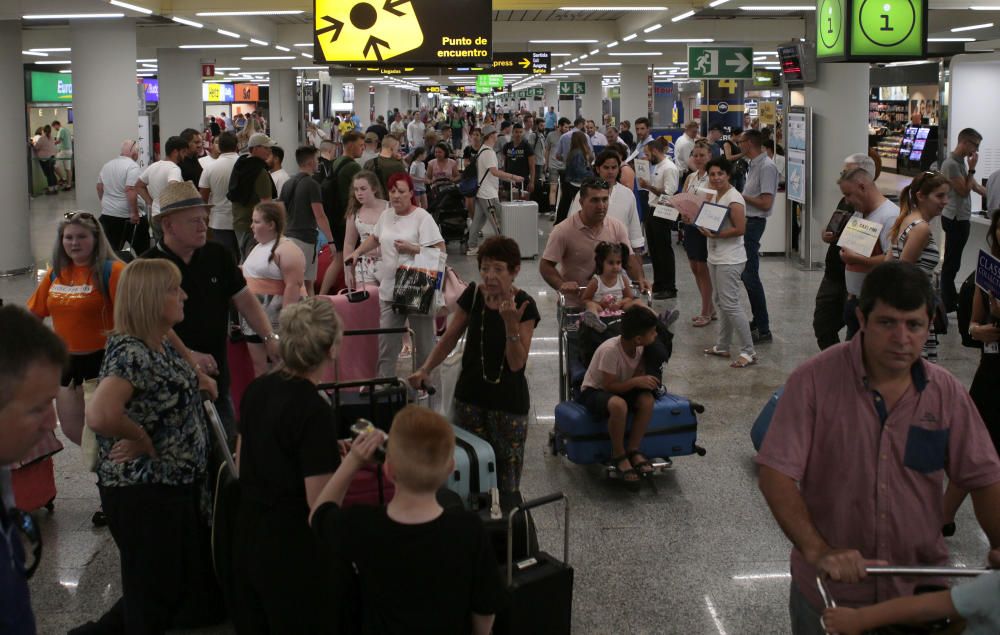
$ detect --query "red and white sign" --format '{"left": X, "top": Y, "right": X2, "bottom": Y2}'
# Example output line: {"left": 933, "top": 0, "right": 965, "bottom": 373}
{"left": 201, "top": 63, "right": 215, "bottom": 78}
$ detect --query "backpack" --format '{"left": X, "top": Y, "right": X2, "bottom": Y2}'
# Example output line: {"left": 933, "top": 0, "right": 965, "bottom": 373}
{"left": 958, "top": 272, "right": 983, "bottom": 349}
{"left": 52, "top": 260, "right": 114, "bottom": 301}
{"left": 321, "top": 157, "right": 354, "bottom": 219}
{"left": 458, "top": 148, "right": 490, "bottom": 197}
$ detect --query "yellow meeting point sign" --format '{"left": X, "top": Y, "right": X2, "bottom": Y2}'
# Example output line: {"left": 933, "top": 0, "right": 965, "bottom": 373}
{"left": 315, "top": 0, "right": 424, "bottom": 63}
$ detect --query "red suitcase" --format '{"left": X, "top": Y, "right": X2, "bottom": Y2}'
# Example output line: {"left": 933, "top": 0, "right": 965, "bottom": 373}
{"left": 314, "top": 244, "right": 346, "bottom": 295}
{"left": 227, "top": 339, "right": 256, "bottom": 420}
{"left": 341, "top": 464, "right": 395, "bottom": 508}
{"left": 317, "top": 285, "right": 381, "bottom": 384}
{"left": 11, "top": 456, "right": 57, "bottom": 512}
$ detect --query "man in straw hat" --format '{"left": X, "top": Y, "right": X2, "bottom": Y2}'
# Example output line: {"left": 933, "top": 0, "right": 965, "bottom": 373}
{"left": 143, "top": 181, "right": 278, "bottom": 437}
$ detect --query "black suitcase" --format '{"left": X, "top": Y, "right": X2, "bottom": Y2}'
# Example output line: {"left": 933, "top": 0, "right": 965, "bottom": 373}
{"left": 493, "top": 493, "right": 573, "bottom": 635}
{"left": 319, "top": 377, "right": 409, "bottom": 437}
{"left": 477, "top": 490, "right": 540, "bottom": 566}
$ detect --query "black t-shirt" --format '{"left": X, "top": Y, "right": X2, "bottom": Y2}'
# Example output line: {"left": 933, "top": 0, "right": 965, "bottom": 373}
{"left": 282, "top": 173, "right": 324, "bottom": 244}
{"left": 455, "top": 284, "right": 540, "bottom": 415}
{"left": 179, "top": 155, "right": 203, "bottom": 185}
{"left": 316, "top": 156, "right": 334, "bottom": 184}
{"left": 141, "top": 241, "right": 246, "bottom": 375}
{"left": 502, "top": 140, "right": 534, "bottom": 181}
{"left": 238, "top": 373, "right": 340, "bottom": 516}
{"left": 312, "top": 503, "right": 501, "bottom": 635}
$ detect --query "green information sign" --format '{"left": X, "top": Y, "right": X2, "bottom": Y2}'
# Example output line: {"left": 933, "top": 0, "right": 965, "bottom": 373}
{"left": 475, "top": 74, "right": 504, "bottom": 90}
{"left": 816, "top": 0, "right": 926, "bottom": 61}
{"left": 559, "top": 81, "right": 585, "bottom": 95}
{"left": 687, "top": 46, "right": 753, "bottom": 80}
{"left": 30, "top": 71, "right": 74, "bottom": 102}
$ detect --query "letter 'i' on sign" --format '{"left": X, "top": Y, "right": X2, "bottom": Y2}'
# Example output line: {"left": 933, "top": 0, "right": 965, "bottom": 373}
{"left": 816, "top": 0, "right": 926, "bottom": 60}
{"left": 314, "top": 0, "right": 424, "bottom": 62}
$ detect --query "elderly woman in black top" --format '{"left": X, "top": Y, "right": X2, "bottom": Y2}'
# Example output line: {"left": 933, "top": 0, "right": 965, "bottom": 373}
{"left": 409, "top": 236, "right": 540, "bottom": 494}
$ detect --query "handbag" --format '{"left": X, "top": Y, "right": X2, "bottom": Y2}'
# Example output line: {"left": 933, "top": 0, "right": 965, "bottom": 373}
{"left": 392, "top": 248, "right": 446, "bottom": 315}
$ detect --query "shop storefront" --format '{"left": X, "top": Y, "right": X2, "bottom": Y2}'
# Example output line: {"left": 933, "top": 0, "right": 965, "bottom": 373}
{"left": 203, "top": 82, "right": 267, "bottom": 125}
{"left": 25, "top": 70, "right": 75, "bottom": 196}
{"left": 868, "top": 63, "right": 942, "bottom": 175}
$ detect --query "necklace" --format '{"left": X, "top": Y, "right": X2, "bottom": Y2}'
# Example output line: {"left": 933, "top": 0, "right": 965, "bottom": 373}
{"left": 478, "top": 289, "right": 505, "bottom": 385}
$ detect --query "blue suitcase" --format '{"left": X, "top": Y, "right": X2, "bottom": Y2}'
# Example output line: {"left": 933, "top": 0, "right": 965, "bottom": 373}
{"left": 447, "top": 424, "right": 499, "bottom": 509}
{"left": 552, "top": 393, "right": 705, "bottom": 464}
{"left": 751, "top": 386, "right": 783, "bottom": 452}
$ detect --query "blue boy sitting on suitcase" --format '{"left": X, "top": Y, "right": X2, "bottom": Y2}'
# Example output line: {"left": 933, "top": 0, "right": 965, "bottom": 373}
{"left": 577, "top": 306, "right": 661, "bottom": 490}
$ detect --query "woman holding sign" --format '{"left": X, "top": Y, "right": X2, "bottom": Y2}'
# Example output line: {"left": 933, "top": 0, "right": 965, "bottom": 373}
{"left": 699, "top": 157, "right": 757, "bottom": 368}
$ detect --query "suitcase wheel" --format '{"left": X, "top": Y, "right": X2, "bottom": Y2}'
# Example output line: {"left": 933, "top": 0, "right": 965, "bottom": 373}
{"left": 650, "top": 457, "right": 673, "bottom": 471}
{"left": 44, "top": 498, "right": 55, "bottom": 512}
{"left": 695, "top": 444, "right": 707, "bottom": 457}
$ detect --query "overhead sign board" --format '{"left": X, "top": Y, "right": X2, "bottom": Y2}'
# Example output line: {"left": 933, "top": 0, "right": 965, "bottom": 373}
{"left": 559, "top": 81, "right": 586, "bottom": 95}
{"left": 142, "top": 78, "right": 159, "bottom": 102}
{"left": 491, "top": 51, "right": 550, "bottom": 74}
{"left": 816, "top": 0, "right": 926, "bottom": 61}
{"left": 30, "top": 71, "right": 73, "bottom": 102}
{"left": 234, "top": 83, "right": 259, "bottom": 102}
{"left": 687, "top": 45, "right": 754, "bottom": 80}
{"left": 476, "top": 74, "right": 504, "bottom": 90}
{"left": 203, "top": 83, "right": 235, "bottom": 103}
{"left": 313, "top": 0, "right": 492, "bottom": 66}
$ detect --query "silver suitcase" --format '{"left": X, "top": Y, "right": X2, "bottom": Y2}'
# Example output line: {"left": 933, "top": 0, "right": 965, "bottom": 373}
{"left": 498, "top": 186, "right": 539, "bottom": 259}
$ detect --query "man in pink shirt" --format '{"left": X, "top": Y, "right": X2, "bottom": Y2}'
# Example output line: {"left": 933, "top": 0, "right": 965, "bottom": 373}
{"left": 540, "top": 176, "right": 651, "bottom": 305}
{"left": 757, "top": 261, "right": 1000, "bottom": 635}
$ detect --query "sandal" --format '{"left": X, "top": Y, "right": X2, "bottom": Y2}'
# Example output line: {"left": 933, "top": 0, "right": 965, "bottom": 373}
{"left": 627, "top": 450, "right": 656, "bottom": 477}
{"left": 703, "top": 346, "right": 731, "bottom": 358}
{"left": 608, "top": 454, "right": 641, "bottom": 491}
{"left": 692, "top": 315, "right": 712, "bottom": 328}
{"left": 730, "top": 353, "right": 758, "bottom": 369}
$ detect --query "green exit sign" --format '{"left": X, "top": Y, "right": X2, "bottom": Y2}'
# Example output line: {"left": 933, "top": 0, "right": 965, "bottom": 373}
{"left": 475, "top": 74, "right": 504, "bottom": 90}
{"left": 559, "top": 81, "right": 585, "bottom": 95}
{"left": 687, "top": 46, "right": 753, "bottom": 80}
{"left": 817, "top": 0, "right": 926, "bottom": 61}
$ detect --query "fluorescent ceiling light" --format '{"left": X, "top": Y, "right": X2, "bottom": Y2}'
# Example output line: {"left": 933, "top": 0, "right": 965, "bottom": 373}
{"left": 30, "top": 47, "right": 71, "bottom": 52}
{"left": 171, "top": 16, "right": 203, "bottom": 28}
{"left": 36, "top": 60, "right": 72, "bottom": 65}
{"left": 179, "top": 44, "right": 247, "bottom": 49}
{"left": 217, "top": 29, "right": 240, "bottom": 38}
{"left": 754, "top": 55, "right": 767, "bottom": 60}
{"left": 609, "top": 51, "right": 662, "bottom": 55}
{"left": 529, "top": 39, "right": 599, "bottom": 43}
{"left": 275, "top": 45, "right": 291, "bottom": 51}
{"left": 23, "top": 13, "right": 124, "bottom": 19}
{"left": 606, "top": 41, "right": 619, "bottom": 48}
{"left": 22, "top": 51, "right": 49, "bottom": 56}
{"left": 215, "top": 67, "right": 240, "bottom": 70}
{"left": 571, "top": 57, "right": 579, "bottom": 62}
{"left": 951, "top": 22, "right": 993, "bottom": 31}
{"left": 580, "top": 54, "right": 589, "bottom": 59}
{"left": 884, "top": 60, "right": 935, "bottom": 67}
{"left": 675, "top": 61, "right": 689, "bottom": 64}
{"left": 739, "top": 5, "right": 815, "bottom": 9}
{"left": 559, "top": 5, "right": 667, "bottom": 9}
{"left": 141, "top": 63, "right": 158, "bottom": 68}
{"left": 709, "top": 0, "right": 731, "bottom": 6}
{"left": 242, "top": 56, "right": 296, "bottom": 60}
{"left": 647, "top": 38, "right": 714, "bottom": 42}
{"left": 644, "top": 23, "right": 663, "bottom": 32}
{"left": 196, "top": 10, "right": 304, "bottom": 16}
{"left": 928, "top": 37, "right": 975, "bottom": 41}
{"left": 294, "top": 43, "right": 313, "bottom": 47}
{"left": 301, "top": 53, "right": 312, "bottom": 58}
{"left": 250, "top": 38, "right": 269, "bottom": 46}
{"left": 110, "top": 1, "right": 152, "bottom": 14}
{"left": 137, "top": 58, "right": 156, "bottom": 62}
{"left": 623, "top": 33, "right": 638, "bottom": 41}
{"left": 60, "top": 69, "right": 72, "bottom": 74}
{"left": 581, "top": 62, "right": 622, "bottom": 65}
{"left": 672, "top": 10, "right": 696, "bottom": 20}
{"left": 590, "top": 49, "right": 600, "bottom": 54}
{"left": 970, "top": 5, "right": 1000, "bottom": 8}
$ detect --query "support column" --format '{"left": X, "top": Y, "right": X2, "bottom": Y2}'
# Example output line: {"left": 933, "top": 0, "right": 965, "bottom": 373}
{"left": 372, "top": 84, "right": 390, "bottom": 124}
{"left": 352, "top": 80, "right": 372, "bottom": 126}
{"left": 0, "top": 21, "right": 31, "bottom": 274}
{"left": 72, "top": 19, "right": 138, "bottom": 213}
{"left": 803, "top": 63, "right": 869, "bottom": 265}
{"left": 544, "top": 83, "right": 559, "bottom": 119}
{"left": 157, "top": 49, "right": 202, "bottom": 144}
{"left": 269, "top": 69, "right": 300, "bottom": 175}
{"left": 620, "top": 65, "right": 649, "bottom": 126}
{"left": 581, "top": 74, "right": 602, "bottom": 124}
{"left": 328, "top": 76, "right": 345, "bottom": 114}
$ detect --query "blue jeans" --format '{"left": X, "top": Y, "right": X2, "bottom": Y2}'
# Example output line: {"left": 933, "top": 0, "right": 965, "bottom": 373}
{"left": 742, "top": 216, "right": 770, "bottom": 334}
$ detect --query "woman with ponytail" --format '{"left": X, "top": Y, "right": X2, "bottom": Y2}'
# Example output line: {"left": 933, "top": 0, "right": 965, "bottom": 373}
{"left": 887, "top": 171, "right": 950, "bottom": 361}
{"left": 242, "top": 201, "right": 306, "bottom": 375}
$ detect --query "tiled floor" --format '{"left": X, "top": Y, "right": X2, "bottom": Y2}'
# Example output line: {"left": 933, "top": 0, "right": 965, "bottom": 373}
{"left": 6, "top": 189, "right": 992, "bottom": 635}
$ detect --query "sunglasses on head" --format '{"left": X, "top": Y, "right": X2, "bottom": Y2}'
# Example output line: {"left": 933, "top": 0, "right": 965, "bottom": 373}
{"left": 63, "top": 211, "right": 95, "bottom": 221}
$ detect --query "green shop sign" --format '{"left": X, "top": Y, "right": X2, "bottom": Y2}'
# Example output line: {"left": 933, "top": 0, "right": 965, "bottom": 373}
{"left": 31, "top": 71, "right": 73, "bottom": 102}
{"left": 817, "top": 0, "right": 926, "bottom": 61}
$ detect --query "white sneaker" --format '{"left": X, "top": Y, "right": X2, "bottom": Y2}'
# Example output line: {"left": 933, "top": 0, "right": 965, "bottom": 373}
{"left": 466, "top": 247, "right": 479, "bottom": 256}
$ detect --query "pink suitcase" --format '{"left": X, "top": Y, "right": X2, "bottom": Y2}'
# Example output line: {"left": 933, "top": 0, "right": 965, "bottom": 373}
{"left": 12, "top": 456, "right": 57, "bottom": 512}
{"left": 317, "top": 284, "right": 381, "bottom": 384}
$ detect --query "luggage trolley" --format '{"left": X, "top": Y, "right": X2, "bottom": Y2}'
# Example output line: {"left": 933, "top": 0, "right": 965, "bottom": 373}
{"left": 548, "top": 287, "right": 706, "bottom": 482}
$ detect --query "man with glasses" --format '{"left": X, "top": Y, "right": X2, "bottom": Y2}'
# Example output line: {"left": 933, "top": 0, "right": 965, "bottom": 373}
{"left": 541, "top": 176, "right": 650, "bottom": 304}
{"left": 0, "top": 305, "right": 67, "bottom": 633}
{"left": 940, "top": 128, "right": 987, "bottom": 312}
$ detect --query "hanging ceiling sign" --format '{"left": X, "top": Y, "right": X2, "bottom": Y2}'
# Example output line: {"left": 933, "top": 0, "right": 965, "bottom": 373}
{"left": 313, "top": 0, "right": 492, "bottom": 66}
{"left": 491, "top": 52, "right": 551, "bottom": 74}
{"left": 816, "top": 0, "right": 927, "bottom": 61}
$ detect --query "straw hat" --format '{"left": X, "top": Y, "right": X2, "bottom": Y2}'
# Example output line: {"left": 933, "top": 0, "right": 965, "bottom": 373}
{"left": 155, "top": 181, "right": 212, "bottom": 225}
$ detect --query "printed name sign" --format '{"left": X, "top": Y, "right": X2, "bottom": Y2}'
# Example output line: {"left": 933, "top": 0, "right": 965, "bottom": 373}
{"left": 836, "top": 215, "right": 882, "bottom": 257}
{"left": 976, "top": 249, "right": 1000, "bottom": 298}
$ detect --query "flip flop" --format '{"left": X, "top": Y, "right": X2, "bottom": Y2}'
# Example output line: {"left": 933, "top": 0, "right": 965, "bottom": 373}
{"left": 730, "top": 353, "right": 758, "bottom": 369}
{"left": 703, "top": 346, "right": 730, "bottom": 358}
{"left": 692, "top": 315, "right": 712, "bottom": 327}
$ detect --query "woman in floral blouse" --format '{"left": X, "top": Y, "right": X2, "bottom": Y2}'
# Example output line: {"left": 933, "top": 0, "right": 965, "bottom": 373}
{"left": 80, "top": 259, "right": 214, "bottom": 633}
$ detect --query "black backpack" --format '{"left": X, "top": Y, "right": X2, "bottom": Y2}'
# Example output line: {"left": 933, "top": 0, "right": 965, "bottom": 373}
{"left": 958, "top": 272, "right": 983, "bottom": 349}
{"left": 458, "top": 148, "right": 489, "bottom": 197}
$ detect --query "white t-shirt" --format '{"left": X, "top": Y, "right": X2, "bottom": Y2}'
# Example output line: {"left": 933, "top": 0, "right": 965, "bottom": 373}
{"left": 648, "top": 158, "right": 680, "bottom": 207}
{"left": 97, "top": 156, "right": 142, "bottom": 219}
{"left": 271, "top": 168, "right": 290, "bottom": 198}
{"left": 140, "top": 160, "right": 183, "bottom": 217}
{"left": 199, "top": 155, "right": 216, "bottom": 170}
{"left": 198, "top": 152, "right": 239, "bottom": 230}
{"left": 707, "top": 187, "right": 748, "bottom": 266}
{"left": 844, "top": 198, "right": 900, "bottom": 296}
{"left": 476, "top": 146, "right": 500, "bottom": 200}
{"left": 674, "top": 133, "right": 696, "bottom": 171}
{"left": 406, "top": 121, "right": 425, "bottom": 148}
{"left": 568, "top": 182, "right": 645, "bottom": 250}
{"left": 372, "top": 207, "right": 445, "bottom": 302}
{"left": 409, "top": 161, "right": 427, "bottom": 193}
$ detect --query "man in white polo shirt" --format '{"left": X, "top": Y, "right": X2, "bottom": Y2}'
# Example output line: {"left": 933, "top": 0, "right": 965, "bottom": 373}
{"left": 97, "top": 139, "right": 147, "bottom": 255}
{"left": 136, "top": 135, "right": 184, "bottom": 220}
{"left": 198, "top": 131, "right": 241, "bottom": 262}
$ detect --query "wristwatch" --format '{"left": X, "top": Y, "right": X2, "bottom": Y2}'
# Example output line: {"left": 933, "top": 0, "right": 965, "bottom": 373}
{"left": 507, "top": 334, "right": 521, "bottom": 342}
{"left": 969, "top": 169, "right": 976, "bottom": 175}
{"left": 263, "top": 332, "right": 280, "bottom": 343}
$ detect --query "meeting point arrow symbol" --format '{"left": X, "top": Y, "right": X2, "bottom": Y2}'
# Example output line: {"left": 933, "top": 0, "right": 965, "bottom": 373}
{"left": 316, "top": 15, "right": 344, "bottom": 42}
{"left": 383, "top": 0, "right": 407, "bottom": 17}
{"left": 724, "top": 51, "right": 750, "bottom": 73}
{"left": 519, "top": 58, "right": 531, "bottom": 69}
{"left": 364, "top": 35, "right": 390, "bottom": 61}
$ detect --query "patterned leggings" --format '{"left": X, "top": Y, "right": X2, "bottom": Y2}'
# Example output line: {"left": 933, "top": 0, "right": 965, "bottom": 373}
{"left": 453, "top": 399, "right": 529, "bottom": 494}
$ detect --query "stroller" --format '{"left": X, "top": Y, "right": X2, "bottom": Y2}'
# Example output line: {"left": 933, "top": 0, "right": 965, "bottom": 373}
{"left": 428, "top": 179, "right": 469, "bottom": 248}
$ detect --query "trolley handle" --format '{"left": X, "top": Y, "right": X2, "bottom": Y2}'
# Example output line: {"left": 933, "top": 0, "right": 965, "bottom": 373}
{"left": 817, "top": 565, "right": 994, "bottom": 610}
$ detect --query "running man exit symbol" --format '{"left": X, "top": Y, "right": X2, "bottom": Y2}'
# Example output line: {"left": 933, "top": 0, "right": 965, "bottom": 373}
{"left": 315, "top": 0, "right": 424, "bottom": 62}
{"left": 695, "top": 50, "right": 717, "bottom": 76}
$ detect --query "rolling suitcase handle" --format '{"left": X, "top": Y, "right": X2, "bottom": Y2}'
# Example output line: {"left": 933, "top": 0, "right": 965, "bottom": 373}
{"left": 817, "top": 565, "right": 993, "bottom": 609}
{"left": 201, "top": 392, "right": 238, "bottom": 480}
{"left": 506, "top": 492, "right": 569, "bottom": 586}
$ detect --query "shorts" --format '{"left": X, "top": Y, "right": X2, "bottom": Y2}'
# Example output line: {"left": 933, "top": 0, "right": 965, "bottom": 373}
{"left": 548, "top": 166, "right": 562, "bottom": 183}
{"left": 288, "top": 237, "right": 318, "bottom": 280}
{"left": 61, "top": 350, "right": 104, "bottom": 387}
{"left": 577, "top": 387, "right": 652, "bottom": 419}
{"left": 682, "top": 223, "right": 708, "bottom": 262}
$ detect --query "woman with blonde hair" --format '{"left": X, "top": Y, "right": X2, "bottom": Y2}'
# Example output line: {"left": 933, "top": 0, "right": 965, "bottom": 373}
{"left": 78, "top": 258, "right": 214, "bottom": 634}
{"left": 241, "top": 201, "right": 306, "bottom": 375}
{"left": 233, "top": 297, "right": 347, "bottom": 633}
